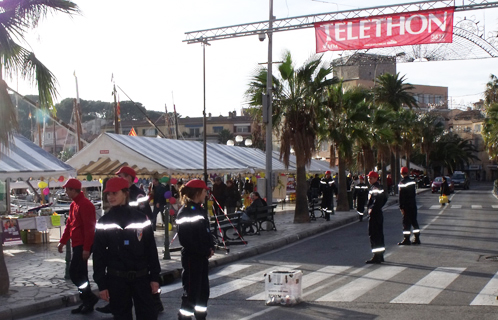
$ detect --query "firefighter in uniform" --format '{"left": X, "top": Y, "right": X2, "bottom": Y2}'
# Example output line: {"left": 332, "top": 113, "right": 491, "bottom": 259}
{"left": 320, "top": 170, "right": 338, "bottom": 221}
{"left": 58, "top": 179, "right": 99, "bottom": 315}
{"left": 353, "top": 175, "right": 369, "bottom": 222}
{"left": 366, "top": 171, "right": 387, "bottom": 264}
{"left": 398, "top": 167, "right": 421, "bottom": 245}
{"left": 177, "top": 179, "right": 215, "bottom": 320}
{"left": 97, "top": 166, "right": 163, "bottom": 314}
{"left": 93, "top": 177, "right": 161, "bottom": 320}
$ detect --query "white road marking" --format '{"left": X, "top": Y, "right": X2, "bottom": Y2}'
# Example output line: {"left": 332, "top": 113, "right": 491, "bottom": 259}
{"left": 451, "top": 205, "right": 462, "bottom": 209}
{"left": 391, "top": 267, "right": 465, "bottom": 304}
{"left": 161, "top": 264, "right": 251, "bottom": 293}
{"left": 470, "top": 272, "right": 498, "bottom": 306}
{"left": 471, "top": 205, "right": 482, "bottom": 209}
{"left": 430, "top": 205, "right": 442, "bottom": 210}
{"left": 492, "top": 205, "right": 498, "bottom": 209}
{"left": 317, "top": 266, "right": 406, "bottom": 302}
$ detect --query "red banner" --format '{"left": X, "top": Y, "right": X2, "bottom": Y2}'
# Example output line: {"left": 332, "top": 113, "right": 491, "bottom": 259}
{"left": 315, "top": 8, "right": 454, "bottom": 52}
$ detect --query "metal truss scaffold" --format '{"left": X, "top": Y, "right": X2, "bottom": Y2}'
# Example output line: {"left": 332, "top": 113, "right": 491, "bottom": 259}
{"left": 184, "top": 0, "right": 498, "bottom": 44}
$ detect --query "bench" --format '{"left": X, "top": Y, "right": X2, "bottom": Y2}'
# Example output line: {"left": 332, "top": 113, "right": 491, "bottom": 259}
{"left": 308, "top": 197, "right": 323, "bottom": 221}
{"left": 210, "top": 212, "right": 244, "bottom": 241}
{"left": 245, "top": 205, "right": 277, "bottom": 235}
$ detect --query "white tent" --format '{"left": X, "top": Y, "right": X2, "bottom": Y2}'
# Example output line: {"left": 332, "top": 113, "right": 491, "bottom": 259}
{"left": 0, "top": 134, "right": 76, "bottom": 181}
{"left": 66, "top": 133, "right": 340, "bottom": 178}
{"left": 386, "top": 159, "right": 426, "bottom": 172}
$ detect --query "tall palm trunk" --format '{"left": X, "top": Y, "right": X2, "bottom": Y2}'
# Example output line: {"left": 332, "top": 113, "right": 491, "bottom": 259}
{"left": 294, "top": 154, "right": 310, "bottom": 223}
{"left": 336, "top": 156, "right": 349, "bottom": 211}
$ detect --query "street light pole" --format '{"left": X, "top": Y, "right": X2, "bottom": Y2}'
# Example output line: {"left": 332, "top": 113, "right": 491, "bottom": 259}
{"left": 202, "top": 38, "right": 210, "bottom": 186}
{"left": 265, "top": 0, "right": 274, "bottom": 205}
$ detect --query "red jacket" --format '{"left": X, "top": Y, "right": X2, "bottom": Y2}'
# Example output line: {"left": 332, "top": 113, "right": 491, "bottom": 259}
{"left": 59, "top": 192, "right": 96, "bottom": 251}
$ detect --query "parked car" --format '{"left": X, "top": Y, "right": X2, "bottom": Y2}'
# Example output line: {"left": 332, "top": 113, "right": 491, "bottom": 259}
{"left": 431, "top": 176, "right": 454, "bottom": 193}
{"left": 451, "top": 171, "right": 470, "bottom": 190}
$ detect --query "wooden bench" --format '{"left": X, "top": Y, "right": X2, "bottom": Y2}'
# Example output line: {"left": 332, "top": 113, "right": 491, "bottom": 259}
{"left": 245, "top": 205, "right": 277, "bottom": 235}
{"left": 308, "top": 197, "right": 323, "bottom": 221}
{"left": 210, "top": 212, "right": 244, "bottom": 241}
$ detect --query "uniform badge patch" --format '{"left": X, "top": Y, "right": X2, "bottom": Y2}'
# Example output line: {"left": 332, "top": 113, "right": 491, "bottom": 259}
{"left": 137, "top": 228, "right": 143, "bottom": 241}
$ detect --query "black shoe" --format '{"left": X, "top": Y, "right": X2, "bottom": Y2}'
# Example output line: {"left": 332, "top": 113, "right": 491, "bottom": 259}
{"left": 79, "top": 295, "right": 98, "bottom": 315}
{"left": 412, "top": 237, "right": 421, "bottom": 245}
{"left": 365, "top": 255, "right": 382, "bottom": 264}
{"left": 71, "top": 304, "right": 85, "bottom": 314}
{"left": 96, "top": 303, "right": 112, "bottom": 314}
{"left": 398, "top": 238, "right": 412, "bottom": 246}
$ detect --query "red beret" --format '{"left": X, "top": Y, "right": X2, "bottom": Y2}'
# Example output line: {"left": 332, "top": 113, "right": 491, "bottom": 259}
{"left": 115, "top": 166, "right": 136, "bottom": 178}
{"left": 104, "top": 177, "right": 130, "bottom": 193}
{"left": 401, "top": 167, "right": 409, "bottom": 174}
{"left": 325, "top": 170, "right": 331, "bottom": 175}
{"left": 359, "top": 175, "right": 364, "bottom": 180}
{"left": 185, "top": 179, "right": 209, "bottom": 190}
{"left": 367, "top": 171, "right": 379, "bottom": 179}
{"left": 63, "top": 178, "right": 81, "bottom": 190}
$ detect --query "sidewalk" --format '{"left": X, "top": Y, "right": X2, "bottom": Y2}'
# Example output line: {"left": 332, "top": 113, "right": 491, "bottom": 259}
{"left": 0, "top": 194, "right": 409, "bottom": 320}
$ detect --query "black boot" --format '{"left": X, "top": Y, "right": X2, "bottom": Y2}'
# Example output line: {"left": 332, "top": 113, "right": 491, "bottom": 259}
{"left": 413, "top": 233, "right": 421, "bottom": 245}
{"left": 365, "top": 254, "right": 382, "bottom": 264}
{"left": 77, "top": 286, "right": 98, "bottom": 314}
{"left": 71, "top": 304, "right": 85, "bottom": 314}
{"left": 398, "top": 235, "right": 412, "bottom": 246}
{"left": 96, "top": 303, "right": 111, "bottom": 314}
{"left": 358, "top": 212, "right": 363, "bottom": 222}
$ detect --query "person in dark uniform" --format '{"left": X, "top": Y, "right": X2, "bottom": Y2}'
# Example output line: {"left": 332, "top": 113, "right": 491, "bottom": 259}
{"left": 365, "top": 171, "right": 387, "bottom": 264}
{"left": 398, "top": 167, "right": 421, "bottom": 245}
{"left": 97, "top": 166, "right": 161, "bottom": 315}
{"left": 353, "top": 175, "right": 369, "bottom": 222}
{"left": 244, "top": 178, "right": 254, "bottom": 194}
{"left": 152, "top": 178, "right": 168, "bottom": 231}
{"left": 212, "top": 176, "right": 227, "bottom": 216}
{"left": 309, "top": 174, "right": 321, "bottom": 200}
{"left": 93, "top": 177, "right": 161, "bottom": 320}
{"left": 320, "top": 170, "right": 338, "bottom": 221}
{"left": 58, "top": 179, "right": 99, "bottom": 315}
{"left": 177, "top": 179, "right": 215, "bottom": 320}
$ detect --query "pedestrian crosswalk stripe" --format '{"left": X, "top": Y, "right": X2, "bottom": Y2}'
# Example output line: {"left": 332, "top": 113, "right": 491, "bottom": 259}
{"left": 316, "top": 266, "right": 406, "bottom": 302}
{"left": 451, "top": 205, "right": 462, "bottom": 209}
{"left": 247, "top": 265, "right": 351, "bottom": 301}
{"left": 492, "top": 205, "right": 498, "bottom": 209}
{"left": 391, "top": 267, "right": 465, "bottom": 304}
{"left": 470, "top": 272, "right": 498, "bottom": 306}
{"left": 430, "top": 205, "right": 442, "bottom": 210}
{"left": 471, "top": 205, "right": 482, "bottom": 209}
{"left": 210, "top": 265, "right": 300, "bottom": 299}
{"left": 161, "top": 264, "right": 251, "bottom": 294}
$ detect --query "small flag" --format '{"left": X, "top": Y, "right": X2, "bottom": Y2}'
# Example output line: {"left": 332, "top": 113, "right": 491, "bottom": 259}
{"left": 28, "top": 112, "right": 32, "bottom": 119}
{"left": 129, "top": 127, "right": 137, "bottom": 136}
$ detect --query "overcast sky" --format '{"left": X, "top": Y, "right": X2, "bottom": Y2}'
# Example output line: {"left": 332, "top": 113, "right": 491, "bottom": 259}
{"left": 14, "top": 0, "right": 498, "bottom": 118}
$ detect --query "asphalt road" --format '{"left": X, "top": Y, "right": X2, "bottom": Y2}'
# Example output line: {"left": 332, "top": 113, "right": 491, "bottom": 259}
{"left": 23, "top": 182, "right": 498, "bottom": 320}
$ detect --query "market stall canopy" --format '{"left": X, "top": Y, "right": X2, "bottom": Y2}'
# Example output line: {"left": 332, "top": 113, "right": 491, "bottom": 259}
{"left": 386, "top": 159, "right": 425, "bottom": 172}
{"left": 272, "top": 151, "right": 337, "bottom": 174}
{"left": 66, "top": 133, "right": 329, "bottom": 179}
{"left": 0, "top": 134, "right": 76, "bottom": 181}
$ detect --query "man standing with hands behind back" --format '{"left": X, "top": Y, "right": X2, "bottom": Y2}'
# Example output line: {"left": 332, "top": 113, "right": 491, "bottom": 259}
{"left": 398, "top": 167, "right": 421, "bottom": 245}
{"left": 58, "top": 178, "right": 99, "bottom": 315}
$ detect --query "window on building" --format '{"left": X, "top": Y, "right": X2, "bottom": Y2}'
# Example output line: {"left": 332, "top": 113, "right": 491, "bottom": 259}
{"left": 435, "top": 95, "right": 443, "bottom": 104}
{"left": 144, "top": 128, "right": 158, "bottom": 136}
{"left": 236, "top": 126, "right": 250, "bottom": 133}
{"left": 474, "top": 124, "right": 481, "bottom": 133}
{"left": 424, "top": 94, "right": 431, "bottom": 104}
{"left": 189, "top": 128, "right": 201, "bottom": 137}
{"left": 321, "top": 142, "right": 328, "bottom": 152}
{"left": 213, "top": 126, "right": 223, "bottom": 133}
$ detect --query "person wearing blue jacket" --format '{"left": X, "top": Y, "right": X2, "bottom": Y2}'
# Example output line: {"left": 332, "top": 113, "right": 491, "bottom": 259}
{"left": 177, "top": 179, "right": 215, "bottom": 320}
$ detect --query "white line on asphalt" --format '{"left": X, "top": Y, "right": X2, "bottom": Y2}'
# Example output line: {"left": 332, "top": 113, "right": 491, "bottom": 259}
{"left": 209, "top": 265, "right": 300, "bottom": 299}
{"left": 470, "top": 271, "right": 498, "bottom": 306}
{"left": 492, "top": 205, "right": 498, "bottom": 209}
{"left": 160, "top": 264, "right": 251, "bottom": 294}
{"left": 471, "top": 205, "right": 483, "bottom": 209}
{"left": 390, "top": 267, "right": 465, "bottom": 304}
{"left": 246, "top": 265, "right": 351, "bottom": 301}
{"left": 317, "top": 266, "right": 406, "bottom": 302}
{"left": 451, "top": 205, "right": 462, "bottom": 209}
{"left": 430, "top": 205, "right": 442, "bottom": 210}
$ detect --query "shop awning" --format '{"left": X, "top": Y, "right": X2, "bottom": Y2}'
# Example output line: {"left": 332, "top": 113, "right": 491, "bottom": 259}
{"left": 0, "top": 134, "right": 76, "bottom": 181}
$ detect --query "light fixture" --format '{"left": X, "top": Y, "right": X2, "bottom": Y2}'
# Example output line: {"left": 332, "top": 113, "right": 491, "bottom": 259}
{"left": 226, "top": 140, "right": 235, "bottom": 146}
{"left": 245, "top": 139, "right": 253, "bottom": 146}
{"left": 235, "top": 135, "right": 243, "bottom": 143}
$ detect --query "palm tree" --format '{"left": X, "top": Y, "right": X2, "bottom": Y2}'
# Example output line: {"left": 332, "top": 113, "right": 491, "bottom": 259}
{"left": 413, "top": 113, "right": 445, "bottom": 177}
{"left": 431, "top": 133, "right": 480, "bottom": 175}
{"left": 245, "top": 51, "right": 337, "bottom": 223}
{"left": 322, "top": 82, "right": 371, "bottom": 211}
{"left": 483, "top": 103, "right": 498, "bottom": 161}
{"left": 373, "top": 73, "right": 417, "bottom": 189}
{"left": 0, "top": 0, "right": 79, "bottom": 152}
{"left": 484, "top": 74, "right": 498, "bottom": 106}
{"left": 0, "top": 0, "right": 79, "bottom": 296}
